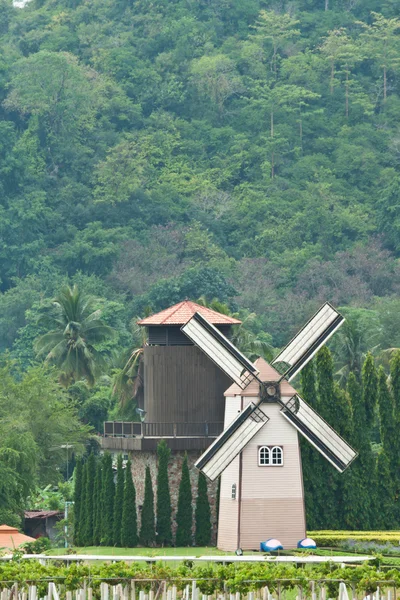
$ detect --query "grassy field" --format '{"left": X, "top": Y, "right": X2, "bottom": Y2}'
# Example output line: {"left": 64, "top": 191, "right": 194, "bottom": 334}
{"left": 50, "top": 546, "right": 229, "bottom": 556}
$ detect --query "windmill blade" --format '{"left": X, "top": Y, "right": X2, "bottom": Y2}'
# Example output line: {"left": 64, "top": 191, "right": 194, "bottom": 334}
{"left": 280, "top": 395, "right": 357, "bottom": 473}
{"left": 195, "top": 404, "right": 269, "bottom": 481}
{"left": 181, "top": 312, "right": 259, "bottom": 389}
{"left": 272, "top": 302, "right": 344, "bottom": 381}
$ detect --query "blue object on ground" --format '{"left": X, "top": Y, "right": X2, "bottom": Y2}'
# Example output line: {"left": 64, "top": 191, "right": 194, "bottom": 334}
{"left": 297, "top": 537, "right": 317, "bottom": 549}
{"left": 260, "top": 538, "right": 284, "bottom": 551}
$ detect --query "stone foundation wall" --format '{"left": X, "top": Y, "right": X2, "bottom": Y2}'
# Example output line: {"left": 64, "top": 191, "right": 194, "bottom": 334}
{"left": 113, "top": 450, "right": 219, "bottom": 545}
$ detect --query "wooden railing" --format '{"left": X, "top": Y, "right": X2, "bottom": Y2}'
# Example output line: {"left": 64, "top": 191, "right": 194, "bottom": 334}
{"left": 103, "top": 421, "right": 224, "bottom": 439}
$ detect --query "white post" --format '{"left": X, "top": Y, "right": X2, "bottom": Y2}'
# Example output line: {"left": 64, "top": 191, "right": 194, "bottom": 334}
{"left": 192, "top": 582, "right": 196, "bottom": 600}
{"left": 339, "top": 583, "right": 350, "bottom": 600}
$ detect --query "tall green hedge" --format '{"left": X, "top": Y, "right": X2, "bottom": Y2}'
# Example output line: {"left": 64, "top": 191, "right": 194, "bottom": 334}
{"left": 156, "top": 440, "right": 172, "bottom": 546}
{"left": 121, "top": 459, "right": 138, "bottom": 547}
{"left": 176, "top": 453, "right": 192, "bottom": 547}
{"left": 140, "top": 466, "right": 155, "bottom": 546}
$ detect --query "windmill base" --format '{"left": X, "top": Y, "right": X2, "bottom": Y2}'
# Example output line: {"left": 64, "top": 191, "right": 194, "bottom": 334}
{"left": 217, "top": 497, "right": 306, "bottom": 551}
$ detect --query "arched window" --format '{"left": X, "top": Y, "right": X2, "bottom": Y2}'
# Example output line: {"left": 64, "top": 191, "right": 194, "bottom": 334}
{"left": 231, "top": 483, "right": 237, "bottom": 499}
{"left": 258, "top": 446, "right": 283, "bottom": 466}
{"left": 258, "top": 446, "right": 270, "bottom": 466}
{"left": 271, "top": 446, "right": 283, "bottom": 466}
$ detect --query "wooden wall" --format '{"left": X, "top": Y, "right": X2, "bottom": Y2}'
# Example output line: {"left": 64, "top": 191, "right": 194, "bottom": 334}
{"left": 143, "top": 345, "right": 231, "bottom": 423}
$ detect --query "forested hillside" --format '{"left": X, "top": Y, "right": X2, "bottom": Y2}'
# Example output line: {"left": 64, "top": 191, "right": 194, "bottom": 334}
{"left": 0, "top": 0, "right": 400, "bottom": 354}
{"left": 0, "top": 0, "right": 400, "bottom": 531}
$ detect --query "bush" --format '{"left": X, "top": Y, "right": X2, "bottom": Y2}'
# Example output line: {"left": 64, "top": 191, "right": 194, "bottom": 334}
{"left": 308, "top": 531, "right": 400, "bottom": 546}
{"left": 22, "top": 537, "right": 52, "bottom": 554}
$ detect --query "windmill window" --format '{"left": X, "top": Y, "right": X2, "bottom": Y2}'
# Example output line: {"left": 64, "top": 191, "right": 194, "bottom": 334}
{"left": 258, "top": 446, "right": 283, "bottom": 466}
{"left": 271, "top": 446, "right": 283, "bottom": 465}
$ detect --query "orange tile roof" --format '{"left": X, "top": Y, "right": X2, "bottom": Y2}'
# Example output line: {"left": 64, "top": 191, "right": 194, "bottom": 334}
{"left": 137, "top": 300, "right": 241, "bottom": 326}
{"left": 224, "top": 357, "right": 297, "bottom": 397}
{"left": 0, "top": 524, "right": 36, "bottom": 550}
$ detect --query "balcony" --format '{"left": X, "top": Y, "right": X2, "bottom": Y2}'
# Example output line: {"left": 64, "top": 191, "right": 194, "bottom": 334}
{"left": 101, "top": 421, "right": 224, "bottom": 452}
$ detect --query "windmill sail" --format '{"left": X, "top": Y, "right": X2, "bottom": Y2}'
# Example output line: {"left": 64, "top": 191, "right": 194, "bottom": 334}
{"left": 280, "top": 395, "right": 357, "bottom": 472}
{"left": 272, "top": 302, "right": 344, "bottom": 381}
{"left": 195, "top": 404, "right": 269, "bottom": 481}
{"left": 181, "top": 312, "right": 259, "bottom": 389}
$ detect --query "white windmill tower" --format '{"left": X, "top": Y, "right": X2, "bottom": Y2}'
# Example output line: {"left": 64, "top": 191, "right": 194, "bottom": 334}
{"left": 181, "top": 302, "right": 357, "bottom": 551}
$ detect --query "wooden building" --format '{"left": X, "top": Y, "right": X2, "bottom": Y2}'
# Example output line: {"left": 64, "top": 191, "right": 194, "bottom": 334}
{"left": 101, "top": 301, "right": 242, "bottom": 541}
{"left": 102, "top": 300, "right": 241, "bottom": 452}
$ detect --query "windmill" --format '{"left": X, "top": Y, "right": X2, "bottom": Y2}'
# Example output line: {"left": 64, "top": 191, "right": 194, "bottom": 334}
{"left": 181, "top": 302, "right": 357, "bottom": 551}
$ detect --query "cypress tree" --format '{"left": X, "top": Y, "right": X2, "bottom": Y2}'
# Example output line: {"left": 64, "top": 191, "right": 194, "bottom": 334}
{"left": 82, "top": 452, "right": 95, "bottom": 545}
{"left": 342, "top": 374, "right": 372, "bottom": 530}
{"left": 156, "top": 440, "right": 172, "bottom": 546}
{"left": 73, "top": 458, "right": 83, "bottom": 546}
{"left": 390, "top": 350, "right": 400, "bottom": 412}
{"left": 140, "top": 466, "right": 155, "bottom": 546}
{"left": 316, "top": 347, "right": 335, "bottom": 422}
{"left": 375, "top": 449, "right": 396, "bottom": 529}
{"left": 102, "top": 452, "right": 115, "bottom": 546}
{"left": 378, "top": 366, "right": 395, "bottom": 457}
{"left": 361, "top": 353, "right": 379, "bottom": 528}
{"left": 93, "top": 459, "right": 103, "bottom": 545}
{"left": 195, "top": 471, "right": 211, "bottom": 546}
{"left": 315, "top": 347, "right": 339, "bottom": 529}
{"left": 300, "top": 361, "right": 323, "bottom": 529}
{"left": 362, "top": 352, "right": 378, "bottom": 429}
{"left": 176, "top": 453, "right": 193, "bottom": 547}
{"left": 113, "top": 454, "right": 124, "bottom": 546}
{"left": 390, "top": 351, "right": 400, "bottom": 470}
{"left": 383, "top": 358, "right": 400, "bottom": 525}
{"left": 77, "top": 461, "right": 87, "bottom": 546}
{"left": 121, "top": 459, "right": 138, "bottom": 547}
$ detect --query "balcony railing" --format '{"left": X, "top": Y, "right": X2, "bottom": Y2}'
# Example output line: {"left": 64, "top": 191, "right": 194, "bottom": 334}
{"left": 103, "top": 421, "right": 224, "bottom": 439}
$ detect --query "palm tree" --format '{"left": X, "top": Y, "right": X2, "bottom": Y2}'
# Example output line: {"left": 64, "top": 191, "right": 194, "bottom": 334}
{"left": 196, "top": 296, "right": 274, "bottom": 361}
{"left": 34, "top": 285, "right": 115, "bottom": 387}
{"left": 112, "top": 318, "right": 148, "bottom": 414}
{"left": 333, "top": 309, "right": 381, "bottom": 382}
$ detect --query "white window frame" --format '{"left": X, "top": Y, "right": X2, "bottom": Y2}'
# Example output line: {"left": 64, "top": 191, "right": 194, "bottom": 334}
{"left": 258, "top": 446, "right": 271, "bottom": 466}
{"left": 231, "top": 483, "right": 237, "bottom": 499}
{"left": 258, "top": 445, "right": 283, "bottom": 467}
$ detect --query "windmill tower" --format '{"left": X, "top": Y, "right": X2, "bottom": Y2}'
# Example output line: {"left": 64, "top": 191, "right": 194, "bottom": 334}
{"left": 180, "top": 303, "right": 357, "bottom": 550}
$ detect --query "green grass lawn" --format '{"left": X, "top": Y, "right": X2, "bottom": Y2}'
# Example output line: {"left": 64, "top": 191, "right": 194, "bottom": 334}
{"left": 49, "top": 546, "right": 229, "bottom": 556}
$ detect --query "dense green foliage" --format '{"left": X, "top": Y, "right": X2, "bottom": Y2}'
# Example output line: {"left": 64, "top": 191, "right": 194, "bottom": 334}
{"left": 93, "top": 460, "right": 103, "bottom": 546}
{"left": 0, "top": 361, "right": 89, "bottom": 527}
{"left": 101, "top": 452, "right": 114, "bottom": 546}
{"left": 2, "top": 0, "right": 400, "bottom": 537}
{"left": 81, "top": 452, "right": 95, "bottom": 545}
{"left": 0, "top": 559, "right": 392, "bottom": 595}
{"left": 121, "top": 459, "right": 138, "bottom": 548}
{"left": 140, "top": 466, "right": 156, "bottom": 547}
{"left": 195, "top": 472, "right": 212, "bottom": 547}
{"left": 113, "top": 454, "right": 124, "bottom": 547}
{"left": 73, "top": 459, "right": 83, "bottom": 546}
{"left": 156, "top": 440, "right": 172, "bottom": 546}
{"left": 302, "top": 348, "right": 400, "bottom": 530}
{"left": 176, "top": 454, "right": 193, "bottom": 547}
{"left": 2, "top": 0, "right": 400, "bottom": 377}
